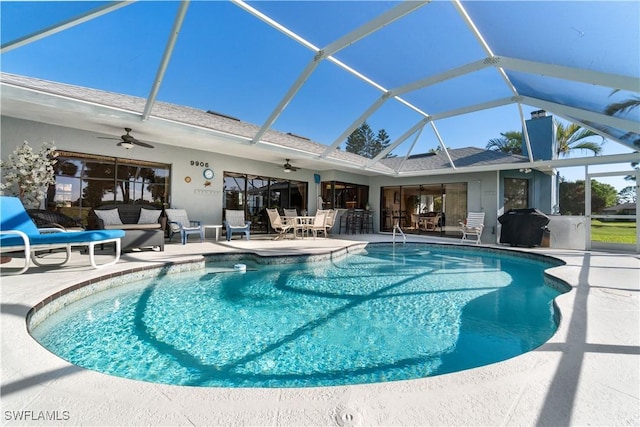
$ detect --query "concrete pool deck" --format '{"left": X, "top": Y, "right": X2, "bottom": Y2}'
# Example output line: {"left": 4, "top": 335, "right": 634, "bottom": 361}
{"left": 1, "top": 233, "right": 639, "bottom": 426}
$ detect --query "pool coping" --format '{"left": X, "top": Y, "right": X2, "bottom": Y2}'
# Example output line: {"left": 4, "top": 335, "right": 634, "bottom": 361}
{"left": 1, "top": 236, "right": 638, "bottom": 426}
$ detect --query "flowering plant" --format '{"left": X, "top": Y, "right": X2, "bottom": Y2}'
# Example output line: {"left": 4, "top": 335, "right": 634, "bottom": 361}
{"left": 0, "top": 141, "right": 58, "bottom": 208}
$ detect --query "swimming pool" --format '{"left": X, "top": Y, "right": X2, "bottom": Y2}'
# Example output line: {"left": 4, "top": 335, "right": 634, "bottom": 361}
{"left": 30, "top": 243, "right": 567, "bottom": 388}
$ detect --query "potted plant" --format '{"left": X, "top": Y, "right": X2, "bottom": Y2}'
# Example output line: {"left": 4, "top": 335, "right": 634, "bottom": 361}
{"left": 0, "top": 141, "right": 57, "bottom": 209}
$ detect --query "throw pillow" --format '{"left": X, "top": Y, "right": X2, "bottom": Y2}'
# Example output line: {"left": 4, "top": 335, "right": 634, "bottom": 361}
{"left": 138, "top": 208, "right": 161, "bottom": 224}
{"left": 94, "top": 208, "right": 123, "bottom": 226}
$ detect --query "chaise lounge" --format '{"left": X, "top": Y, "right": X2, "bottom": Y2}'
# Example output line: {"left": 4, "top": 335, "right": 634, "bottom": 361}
{"left": 0, "top": 196, "right": 125, "bottom": 274}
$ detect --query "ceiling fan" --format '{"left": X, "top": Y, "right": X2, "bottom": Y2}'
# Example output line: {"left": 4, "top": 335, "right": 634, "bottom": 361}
{"left": 98, "top": 128, "right": 154, "bottom": 149}
{"left": 282, "top": 159, "right": 299, "bottom": 173}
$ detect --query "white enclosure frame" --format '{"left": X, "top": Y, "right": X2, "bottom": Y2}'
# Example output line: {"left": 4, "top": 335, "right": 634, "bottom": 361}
{"left": 586, "top": 168, "right": 639, "bottom": 253}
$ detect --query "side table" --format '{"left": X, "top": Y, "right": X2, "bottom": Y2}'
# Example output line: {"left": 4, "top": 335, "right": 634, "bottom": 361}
{"left": 203, "top": 225, "right": 223, "bottom": 241}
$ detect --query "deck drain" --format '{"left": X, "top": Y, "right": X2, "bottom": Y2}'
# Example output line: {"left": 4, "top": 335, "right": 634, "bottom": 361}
{"left": 334, "top": 406, "right": 361, "bottom": 426}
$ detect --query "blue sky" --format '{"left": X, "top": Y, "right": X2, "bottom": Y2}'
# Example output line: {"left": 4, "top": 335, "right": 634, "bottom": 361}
{"left": 1, "top": 1, "right": 638, "bottom": 190}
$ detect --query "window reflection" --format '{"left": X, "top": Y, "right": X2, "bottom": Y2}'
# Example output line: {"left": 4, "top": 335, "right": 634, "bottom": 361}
{"left": 47, "top": 151, "right": 170, "bottom": 224}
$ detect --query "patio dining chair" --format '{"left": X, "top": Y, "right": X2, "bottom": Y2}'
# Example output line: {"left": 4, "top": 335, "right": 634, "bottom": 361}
{"left": 165, "top": 209, "right": 204, "bottom": 244}
{"left": 308, "top": 210, "right": 328, "bottom": 239}
{"left": 324, "top": 209, "right": 336, "bottom": 235}
{"left": 266, "top": 208, "right": 294, "bottom": 240}
{"left": 283, "top": 208, "right": 298, "bottom": 218}
{"left": 421, "top": 213, "right": 441, "bottom": 232}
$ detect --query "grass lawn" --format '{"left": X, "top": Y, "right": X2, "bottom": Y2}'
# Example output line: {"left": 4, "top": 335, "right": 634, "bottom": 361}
{"left": 591, "top": 220, "right": 637, "bottom": 244}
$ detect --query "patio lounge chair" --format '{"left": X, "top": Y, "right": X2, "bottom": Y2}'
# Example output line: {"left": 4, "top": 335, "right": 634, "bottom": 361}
{"left": 0, "top": 196, "right": 125, "bottom": 274}
{"left": 224, "top": 210, "right": 251, "bottom": 241}
{"left": 460, "top": 211, "right": 485, "bottom": 244}
{"left": 165, "top": 209, "right": 204, "bottom": 244}
{"left": 266, "top": 208, "right": 294, "bottom": 240}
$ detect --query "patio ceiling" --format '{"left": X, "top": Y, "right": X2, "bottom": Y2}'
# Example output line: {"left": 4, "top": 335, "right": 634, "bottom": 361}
{"left": 1, "top": 1, "right": 639, "bottom": 176}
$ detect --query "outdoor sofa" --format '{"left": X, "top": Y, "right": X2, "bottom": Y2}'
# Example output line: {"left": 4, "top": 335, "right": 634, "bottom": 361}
{"left": 88, "top": 204, "right": 166, "bottom": 252}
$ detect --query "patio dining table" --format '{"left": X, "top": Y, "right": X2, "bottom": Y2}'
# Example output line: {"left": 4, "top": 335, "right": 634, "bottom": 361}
{"left": 283, "top": 216, "right": 316, "bottom": 239}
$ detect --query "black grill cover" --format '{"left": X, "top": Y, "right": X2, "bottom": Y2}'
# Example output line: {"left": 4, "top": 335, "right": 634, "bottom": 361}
{"left": 498, "top": 208, "right": 550, "bottom": 247}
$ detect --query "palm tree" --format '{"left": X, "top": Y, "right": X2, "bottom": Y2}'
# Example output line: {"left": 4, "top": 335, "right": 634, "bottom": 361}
{"left": 605, "top": 96, "right": 640, "bottom": 116}
{"left": 486, "top": 131, "right": 523, "bottom": 154}
{"left": 605, "top": 90, "right": 640, "bottom": 149}
{"left": 487, "top": 122, "right": 603, "bottom": 158}
{"left": 555, "top": 121, "right": 603, "bottom": 157}
{"left": 605, "top": 89, "right": 640, "bottom": 116}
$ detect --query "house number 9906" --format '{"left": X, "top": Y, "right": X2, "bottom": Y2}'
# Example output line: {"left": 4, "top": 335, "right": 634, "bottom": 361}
{"left": 190, "top": 161, "right": 209, "bottom": 167}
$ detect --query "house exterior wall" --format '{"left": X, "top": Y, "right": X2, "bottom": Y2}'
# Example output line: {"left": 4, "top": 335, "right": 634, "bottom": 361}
{"left": 0, "top": 117, "right": 320, "bottom": 225}
{"left": 2, "top": 116, "right": 507, "bottom": 242}
{"left": 368, "top": 171, "right": 500, "bottom": 243}
{"left": 499, "top": 169, "right": 555, "bottom": 215}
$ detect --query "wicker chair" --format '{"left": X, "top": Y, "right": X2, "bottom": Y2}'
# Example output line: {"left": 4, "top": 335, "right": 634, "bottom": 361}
{"left": 27, "top": 209, "right": 85, "bottom": 231}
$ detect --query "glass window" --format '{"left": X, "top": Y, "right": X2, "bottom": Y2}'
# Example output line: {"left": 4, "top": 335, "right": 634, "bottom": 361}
{"left": 224, "top": 173, "right": 246, "bottom": 210}
{"left": 83, "top": 160, "right": 115, "bottom": 180}
{"left": 321, "top": 181, "right": 369, "bottom": 209}
{"left": 47, "top": 151, "right": 170, "bottom": 224}
{"left": 54, "top": 158, "right": 82, "bottom": 177}
{"left": 504, "top": 178, "right": 529, "bottom": 210}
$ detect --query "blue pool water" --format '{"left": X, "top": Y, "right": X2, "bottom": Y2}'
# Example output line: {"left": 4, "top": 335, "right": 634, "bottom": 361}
{"left": 31, "top": 244, "right": 566, "bottom": 388}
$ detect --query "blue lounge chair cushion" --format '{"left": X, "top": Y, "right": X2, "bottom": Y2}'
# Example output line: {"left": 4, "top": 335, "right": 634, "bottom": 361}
{"left": 1, "top": 196, "right": 126, "bottom": 274}
{"left": 0, "top": 229, "right": 125, "bottom": 248}
{"left": 0, "top": 197, "right": 124, "bottom": 247}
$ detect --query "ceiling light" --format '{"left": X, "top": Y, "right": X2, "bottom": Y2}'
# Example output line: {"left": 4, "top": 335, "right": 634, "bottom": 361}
{"left": 121, "top": 142, "right": 134, "bottom": 149}
{"left": 283, "top": 166, "right": 291, "bottom": 173}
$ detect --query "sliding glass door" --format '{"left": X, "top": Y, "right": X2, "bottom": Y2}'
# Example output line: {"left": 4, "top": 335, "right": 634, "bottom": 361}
{"left": 380, "top": 182, "right": 467, "bottom": 236}
{"left": 224, "top": 171, "right": 308, "bottom": 234}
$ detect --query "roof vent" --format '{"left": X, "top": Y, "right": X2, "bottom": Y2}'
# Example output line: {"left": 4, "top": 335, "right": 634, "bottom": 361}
{"left": 206, "top": 110, "right": 240, "bottom": 121}
{"left": 531, "top": 110, "right": 547, "bottom": 119}
{"left": 286, "top": 132, "right": 310, "bottom": 141}
{"left": 408, "top": 152, "right": 437, "bottom": 159}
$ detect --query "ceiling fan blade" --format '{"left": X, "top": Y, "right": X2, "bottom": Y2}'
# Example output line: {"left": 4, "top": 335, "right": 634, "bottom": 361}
{"left": 132, "top": 140, "right": 154, "bottom": 149}
{"left": 98, "top": 128, "right": 154, "bottom": 148}
{"left": 282, "top": 160, "right": 299, "bottom": 172}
